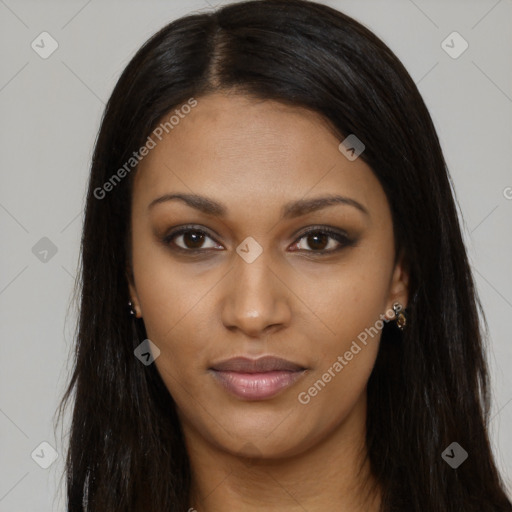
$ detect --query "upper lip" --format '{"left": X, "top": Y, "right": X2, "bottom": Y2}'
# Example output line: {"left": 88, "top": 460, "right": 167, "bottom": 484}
{"left": 210, "top": 356, "right": 306, "bottom": 373}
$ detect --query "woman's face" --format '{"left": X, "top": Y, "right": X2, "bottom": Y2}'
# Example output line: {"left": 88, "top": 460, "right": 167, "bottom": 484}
{"left": 128, "top": 92, "right": 408, "bottom": 459}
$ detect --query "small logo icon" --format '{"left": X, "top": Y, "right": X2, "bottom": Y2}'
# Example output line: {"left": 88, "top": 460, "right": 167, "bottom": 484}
{"left": 442, "top": 442, "right": 468, "bottom": 468}
{"left": 31, "top": 32, "right": 59, "bottom": 59}
{"left": 32, "top": 237, "right": 58, "bottom": 263}
{"left": 441, "top": 31, "right": 468, "bottom": 59}
{"left": 31, "top": 441, "right": 59, "bottom": 469}
{"left": 236, "top": 236, "right": 263, "bottom": 263}
{"left": 134, "top": 339, "right": 161, "bottom": 365}
{"left": 338, "top": 134, "right": 365, "bottom": 161}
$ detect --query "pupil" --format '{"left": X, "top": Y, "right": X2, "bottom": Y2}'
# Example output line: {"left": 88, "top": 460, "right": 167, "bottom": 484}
{"left": 308, "top": 233, "right": 327, "bottom": 250}
{"left": 184, "top": 231, "right": 204, "bottom": 249}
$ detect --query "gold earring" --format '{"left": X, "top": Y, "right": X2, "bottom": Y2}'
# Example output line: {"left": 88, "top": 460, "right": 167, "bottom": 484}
{"left": 392, "top": 302, "right": 407, "bottom": 331}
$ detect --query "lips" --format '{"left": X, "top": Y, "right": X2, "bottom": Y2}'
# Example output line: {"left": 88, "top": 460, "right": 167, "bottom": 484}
{"left": 209, "top": 356, "right": 307, "bottom": 400}
{"left": 210, "top": 355, "right": 305, "bottom": 373}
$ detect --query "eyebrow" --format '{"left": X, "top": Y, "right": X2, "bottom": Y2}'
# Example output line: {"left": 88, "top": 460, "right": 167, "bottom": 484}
{"left": 148, "top": 193, "right": 370, "bottom": 218}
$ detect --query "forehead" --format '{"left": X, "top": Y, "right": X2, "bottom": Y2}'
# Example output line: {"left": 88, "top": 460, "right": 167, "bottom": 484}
{"left": 132, "top": 92, "right": 387, "bottom": 221}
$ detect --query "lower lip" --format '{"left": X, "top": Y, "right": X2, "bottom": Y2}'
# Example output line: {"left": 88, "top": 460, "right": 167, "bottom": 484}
{"left": 210, "top": 369, "right": 306, "bottom": 400}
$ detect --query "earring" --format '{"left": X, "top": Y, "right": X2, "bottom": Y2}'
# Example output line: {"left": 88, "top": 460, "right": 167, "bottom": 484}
{"left": 392, "top": 302, "right": 407, "bottom": 331}
{"left": 128, "top": 300, "right": 137, "bottom": 317}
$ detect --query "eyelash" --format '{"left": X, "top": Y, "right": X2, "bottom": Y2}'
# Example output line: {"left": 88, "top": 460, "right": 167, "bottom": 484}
{"left": 161, "top": 224, "right": 355, "bottom": 256}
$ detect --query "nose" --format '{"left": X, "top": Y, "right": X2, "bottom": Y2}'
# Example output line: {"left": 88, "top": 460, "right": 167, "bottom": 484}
{"left": 220, "top": 253, "right": 292, "bottom": 338}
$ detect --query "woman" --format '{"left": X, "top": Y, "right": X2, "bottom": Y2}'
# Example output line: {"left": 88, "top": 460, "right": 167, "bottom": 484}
{"left": 55, "top": 0, "right": 512, "bottom": 510}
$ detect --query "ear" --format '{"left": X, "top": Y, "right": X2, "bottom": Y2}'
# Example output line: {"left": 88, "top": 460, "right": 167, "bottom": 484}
{"left": 384, "top": 248, "right": 409, "bottom": 321}
{"left": 126, "top": 264, "right": 142, "bottom": 318}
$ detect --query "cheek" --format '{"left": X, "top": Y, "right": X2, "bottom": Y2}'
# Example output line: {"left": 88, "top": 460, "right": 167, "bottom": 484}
{"left": 130, "top": 233, "right": 211, "bottom": 375}
{"left": 294, "top": 243, "right": 393, "bottom": 410}
{"left": 131, "top": 223, "right": 212, "bottom": 337}
{"left": 307, "top": 249, "right": 393, "bottom": 353}
{"left": 136, "top": 265, "right": 213, "bottom": 408}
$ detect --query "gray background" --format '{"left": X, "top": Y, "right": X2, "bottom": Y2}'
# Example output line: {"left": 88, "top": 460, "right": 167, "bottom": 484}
{"left": 0, "top": 0, "right": 511, "bottom": 509}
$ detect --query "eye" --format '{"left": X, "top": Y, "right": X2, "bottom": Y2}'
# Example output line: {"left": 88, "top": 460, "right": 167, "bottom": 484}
{"left": 289, "top": 227, "right": 354, "bottom": 254}
{"left": 162, "top": 225, "right": 355, "bottom": 255}
{"left": 162, "top": 226, "right": 223, "bottom": 252}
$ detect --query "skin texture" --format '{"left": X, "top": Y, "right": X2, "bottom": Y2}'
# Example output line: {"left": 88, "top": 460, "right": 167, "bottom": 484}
{"left": 128, "top": 92, "right": 409, "bottom": 511}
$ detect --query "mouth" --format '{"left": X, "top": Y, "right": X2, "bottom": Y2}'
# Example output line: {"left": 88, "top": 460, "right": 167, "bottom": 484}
{"left": 209, "top": 356, "right": 308, "bottom": 401}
